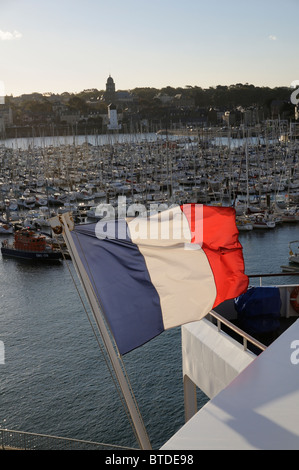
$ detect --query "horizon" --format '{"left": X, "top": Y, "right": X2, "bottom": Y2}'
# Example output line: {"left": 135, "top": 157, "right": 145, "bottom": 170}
{"left": 1, "top": 0, "right": 298, "bottom": 97}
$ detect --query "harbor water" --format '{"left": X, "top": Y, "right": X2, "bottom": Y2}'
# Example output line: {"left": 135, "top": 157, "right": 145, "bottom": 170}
{"left": 0, "top": 133, "right": 299, "bottom": 449}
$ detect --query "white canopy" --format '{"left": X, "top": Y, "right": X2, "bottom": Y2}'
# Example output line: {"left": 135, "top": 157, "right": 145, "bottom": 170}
{"left": 162, "top": 319, "right": 299, "bottom": 450}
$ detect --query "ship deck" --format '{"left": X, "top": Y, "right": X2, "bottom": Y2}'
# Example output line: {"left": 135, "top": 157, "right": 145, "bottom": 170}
{"left": 162, "top": 316, "right": 299, "bottom": 450}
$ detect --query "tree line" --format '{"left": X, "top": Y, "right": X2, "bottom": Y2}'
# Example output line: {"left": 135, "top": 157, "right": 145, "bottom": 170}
{"left": 3, "top": 82, "right": 296, "bottom": 133}
{"left": 132, "top": 83, "right": 293, "bottom": 110}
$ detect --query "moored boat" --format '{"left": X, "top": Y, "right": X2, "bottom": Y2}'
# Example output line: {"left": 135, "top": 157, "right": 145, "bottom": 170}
{"left": 0, "top": 223, "right": 14, "bottom": 234}
{"left": 289, "top": 240, "right": 299, "bottom": 265}
{"left": 250, "top": 214, "right": 276, "bottom": 229}
{"left": 281, "top": 209, "right": 299, "bottom": 223}
{"left": 236, "top": 216, "right": 253, "bottom": 231}
{"left": 1, "top": 229, "right": 63, "bottom": 261}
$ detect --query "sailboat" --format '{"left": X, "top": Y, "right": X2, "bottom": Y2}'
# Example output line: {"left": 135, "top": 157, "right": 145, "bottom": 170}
{"left": 289, "top": 240, "right": 299, "bottom": 265}
{"left": 249, "top": 213, "right": 276, "bottom": 229}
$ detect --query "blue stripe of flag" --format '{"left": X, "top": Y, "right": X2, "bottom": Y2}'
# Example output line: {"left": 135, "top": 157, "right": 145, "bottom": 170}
{"left": 71, "top": 220, "right": 164, "bottom": 354}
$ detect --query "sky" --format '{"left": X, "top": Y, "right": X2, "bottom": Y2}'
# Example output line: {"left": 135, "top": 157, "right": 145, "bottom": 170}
{"left": 0, "top": 0, "right": 298, "bottom": 97}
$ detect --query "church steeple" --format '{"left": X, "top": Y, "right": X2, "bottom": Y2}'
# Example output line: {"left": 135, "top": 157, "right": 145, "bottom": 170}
{"left": 104, "top": 75, "right": 116, "bottom": 104}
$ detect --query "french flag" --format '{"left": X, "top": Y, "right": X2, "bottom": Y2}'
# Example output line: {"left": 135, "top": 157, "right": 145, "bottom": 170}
{"left": 70, "top": 204, "right": 248, "bottom": 354}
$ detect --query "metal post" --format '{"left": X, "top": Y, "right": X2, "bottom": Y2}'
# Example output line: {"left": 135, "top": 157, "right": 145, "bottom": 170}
{"left": 58, "top": 214, "right": 152, "bottom": 450}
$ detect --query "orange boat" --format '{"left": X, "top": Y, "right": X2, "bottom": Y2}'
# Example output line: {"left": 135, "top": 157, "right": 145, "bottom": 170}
{"left": 1, "top": 229, "right": 63, "bottom": 261}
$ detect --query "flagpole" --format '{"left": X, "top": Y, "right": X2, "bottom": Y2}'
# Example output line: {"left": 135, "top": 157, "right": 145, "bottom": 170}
{"left": 57, "top": 214, "right": 152, "bottom": 450}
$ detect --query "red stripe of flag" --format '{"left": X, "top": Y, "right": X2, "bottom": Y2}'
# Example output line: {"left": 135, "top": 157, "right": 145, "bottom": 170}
{"left": 181, "top": 204, "right": 248, "bottom": 308}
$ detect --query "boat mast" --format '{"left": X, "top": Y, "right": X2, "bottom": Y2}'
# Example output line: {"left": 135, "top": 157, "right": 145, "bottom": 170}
{"left": 245, "top": 135, "right": 249, "bottom": 211}
{"left": 56, "top": 214, "right": 152, "bottom": 450}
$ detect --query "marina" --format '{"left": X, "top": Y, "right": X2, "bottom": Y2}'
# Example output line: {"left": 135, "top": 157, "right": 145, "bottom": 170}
{"left": 1, "top": 130, "right": 299, "bottom": 223}
{"left": 0, "top": 130, "right": 299, "bottom": 450}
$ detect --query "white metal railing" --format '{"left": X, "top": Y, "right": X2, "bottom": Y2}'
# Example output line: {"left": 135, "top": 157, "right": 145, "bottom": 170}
{"left": 208, "top": 272, "right": 299, "bottom": 352}
{"left": 208, "top": 310, "right": 267, "bottom": 353}
{"left": 0, "top": 428, "right": 137, "bottom": 451}
{"left": 249, "top": 271, "right": 299, "bottom": 287}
